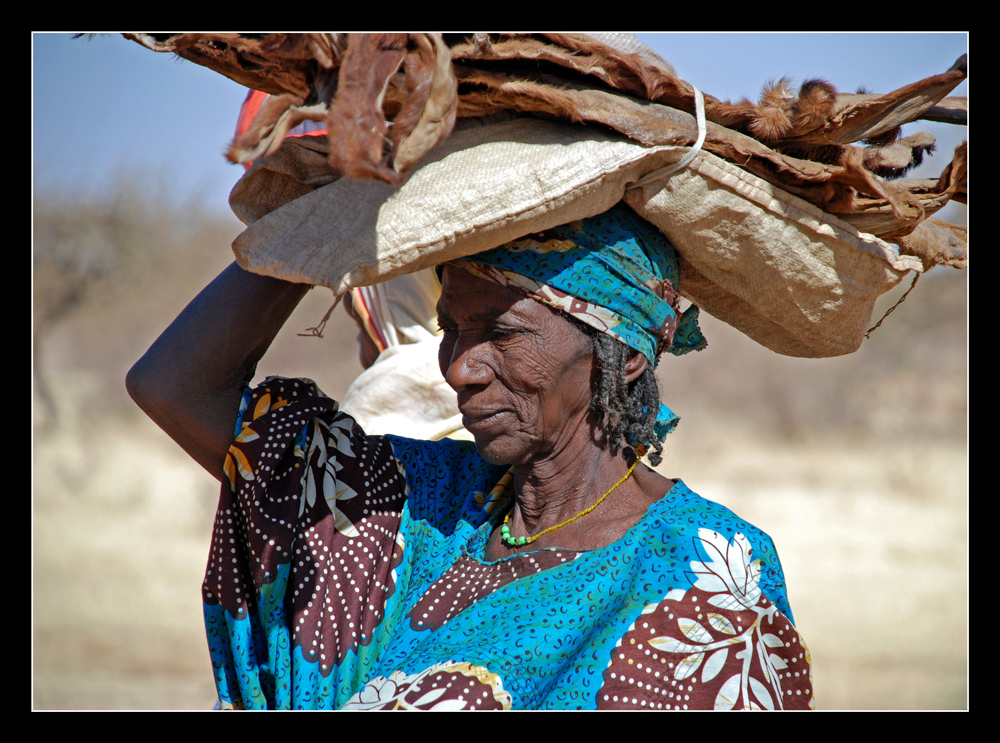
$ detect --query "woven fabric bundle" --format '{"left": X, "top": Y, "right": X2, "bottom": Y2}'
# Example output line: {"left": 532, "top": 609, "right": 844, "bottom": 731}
{"left": 124, "top": 32, "right": 968, "bottom": 357}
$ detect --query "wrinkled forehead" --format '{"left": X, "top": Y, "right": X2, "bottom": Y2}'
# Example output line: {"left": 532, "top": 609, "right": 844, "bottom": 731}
{"left": 436, "top": 263, "right": 561, "bottom": 328}
{"left": 438, "top": 263, "right": 519, "bottom": 313}
{"left": 438, "top": 263, "right": 495, "bottom": 300}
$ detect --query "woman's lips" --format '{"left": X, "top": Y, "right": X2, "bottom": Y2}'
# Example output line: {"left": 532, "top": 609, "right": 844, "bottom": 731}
{"left": 460, "top": 408, "right": 509, "bottom": 430}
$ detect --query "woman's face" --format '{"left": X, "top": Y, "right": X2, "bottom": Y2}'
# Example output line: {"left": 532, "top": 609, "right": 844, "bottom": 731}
{"left": 436, "top": 265, "right": 596, "bottom": 466}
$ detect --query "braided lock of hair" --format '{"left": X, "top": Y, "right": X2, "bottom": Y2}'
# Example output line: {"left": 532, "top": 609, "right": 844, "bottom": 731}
{"left": 577, "top": 322, "right": 664, "bottom": 467}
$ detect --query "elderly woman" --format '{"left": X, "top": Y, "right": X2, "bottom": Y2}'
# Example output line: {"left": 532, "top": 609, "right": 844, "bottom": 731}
{"left": 127, "top": 202, "right": 812, "bottom": 710}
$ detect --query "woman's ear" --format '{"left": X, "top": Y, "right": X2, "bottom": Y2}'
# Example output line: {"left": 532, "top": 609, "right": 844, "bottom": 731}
{"left": 623, "top": 350, "right": 648, "bottom": 385}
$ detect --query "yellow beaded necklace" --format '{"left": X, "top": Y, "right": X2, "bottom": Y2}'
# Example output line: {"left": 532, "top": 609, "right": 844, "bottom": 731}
{"left": 500, "top": 457, "right": 641, "bottom": 547}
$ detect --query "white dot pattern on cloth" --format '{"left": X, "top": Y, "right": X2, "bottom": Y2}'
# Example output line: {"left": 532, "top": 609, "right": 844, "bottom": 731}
{"left": 410, "top": 550, "right": 577, "bottom": 631}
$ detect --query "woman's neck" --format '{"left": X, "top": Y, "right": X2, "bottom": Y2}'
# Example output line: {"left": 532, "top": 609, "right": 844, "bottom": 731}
{"left": 484, "top": 449, "right": 672, "bottom": 561}
{"left": 510, "top": 445, "right": 633, "bottom": 534}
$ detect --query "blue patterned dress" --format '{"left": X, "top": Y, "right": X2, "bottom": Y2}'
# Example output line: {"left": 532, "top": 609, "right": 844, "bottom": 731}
{"left": 203, "top": 376, "right": 813, "bottom": 710}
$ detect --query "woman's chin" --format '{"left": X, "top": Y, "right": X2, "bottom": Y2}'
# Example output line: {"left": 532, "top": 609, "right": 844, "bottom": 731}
{"left": 469, "top": 429, "right": 534, "bottom": 467}
{"left": 464, "top": 411, "right": 517, "bottom": 463}
{"left": 471, "top": 436, "right": 515, "bottom": 466}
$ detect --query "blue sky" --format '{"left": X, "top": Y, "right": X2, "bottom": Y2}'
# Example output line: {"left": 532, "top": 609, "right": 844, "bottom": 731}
{"left": 32, "top": 32, "right": 968, "bottom": 218}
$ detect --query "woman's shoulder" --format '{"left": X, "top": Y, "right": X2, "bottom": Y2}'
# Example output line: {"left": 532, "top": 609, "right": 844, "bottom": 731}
{"left": 599, "top": 479, "right": 811, "bottom": 711}
{"left": 636, "top": 478, "right": 790, "bottom": 607}
{"left": 649, "top": 479, "right": 778, "bottom": 546}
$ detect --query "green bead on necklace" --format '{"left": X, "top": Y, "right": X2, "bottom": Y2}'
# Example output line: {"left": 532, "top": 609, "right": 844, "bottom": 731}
{"left": 500, "top": 521, "right": 529, "bottom": 546}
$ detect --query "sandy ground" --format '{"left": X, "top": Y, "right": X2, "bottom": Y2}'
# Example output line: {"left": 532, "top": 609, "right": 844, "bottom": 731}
{"left": 32, "top": 262, "right": 968, "bottom": 711}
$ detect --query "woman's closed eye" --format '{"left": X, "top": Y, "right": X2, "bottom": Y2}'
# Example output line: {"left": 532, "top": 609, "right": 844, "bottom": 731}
{"left": 487, "top": 324, "right": 521, "bottom": 339}
{"left": 436, "top": 320, "right": 524, "bottom": 342}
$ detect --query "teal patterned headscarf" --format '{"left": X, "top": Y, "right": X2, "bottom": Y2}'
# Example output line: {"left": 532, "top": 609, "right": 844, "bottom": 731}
{"left": 451, "top": 202, "right": 707, "bottom": 441}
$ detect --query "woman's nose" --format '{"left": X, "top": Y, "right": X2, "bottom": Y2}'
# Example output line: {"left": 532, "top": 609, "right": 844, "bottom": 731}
{"left": 440, "top": 335, "right": 492, "bottom": 390}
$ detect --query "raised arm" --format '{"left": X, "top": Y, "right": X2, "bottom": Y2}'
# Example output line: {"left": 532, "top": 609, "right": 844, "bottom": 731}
{"left": 126, "top": 261, "right": 312, "bottom": 480}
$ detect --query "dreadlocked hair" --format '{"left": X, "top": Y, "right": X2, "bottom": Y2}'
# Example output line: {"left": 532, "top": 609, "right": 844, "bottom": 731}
{"left": 570, "top": 319, "right": 665, "bottom": 467}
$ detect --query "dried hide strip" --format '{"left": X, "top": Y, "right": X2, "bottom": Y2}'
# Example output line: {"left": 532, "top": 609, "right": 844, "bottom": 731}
{"left": 123, "top": 32, "right": 343, "bottom": 99}
{"left": 321, "top": 33, "right": 459, "bottom": 184}
{"left": 126, "top": 32, "right": 459, "bottom": 186}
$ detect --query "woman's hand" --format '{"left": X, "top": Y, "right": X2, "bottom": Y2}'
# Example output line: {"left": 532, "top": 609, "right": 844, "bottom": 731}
{"left": 126, "top": 261, "right": 311, "bottom": 480}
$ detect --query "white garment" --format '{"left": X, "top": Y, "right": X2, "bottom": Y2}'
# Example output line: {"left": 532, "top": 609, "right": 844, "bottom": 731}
{"left": 342, "top": 336, "right": 471, "bottom": 440}
{"left": 341, "top": 270, "right": 472, "bottom": 441}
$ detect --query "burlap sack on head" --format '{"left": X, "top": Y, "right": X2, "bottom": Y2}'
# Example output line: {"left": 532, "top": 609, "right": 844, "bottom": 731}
{"left": 229, "top": 115, "right": 921, "bottom": 359}
{"left": 623, "top": 150, "right": 923, "bottom": 357}
{"left": 230, "top": 116, "right": 687, "bottom": 287}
